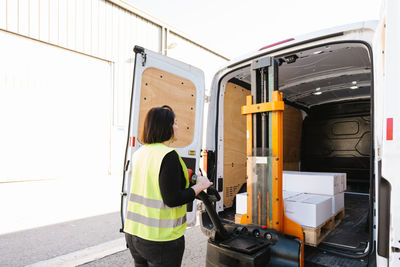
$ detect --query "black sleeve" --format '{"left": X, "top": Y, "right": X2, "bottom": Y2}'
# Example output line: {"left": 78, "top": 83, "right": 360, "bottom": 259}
{"left": 159, "top": 151, "right": 195, "bottom": 207}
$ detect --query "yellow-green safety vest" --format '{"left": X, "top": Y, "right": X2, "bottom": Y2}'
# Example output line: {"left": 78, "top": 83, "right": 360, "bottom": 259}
{"left": 124, "top": 143, "right": 189, "bottom": 241}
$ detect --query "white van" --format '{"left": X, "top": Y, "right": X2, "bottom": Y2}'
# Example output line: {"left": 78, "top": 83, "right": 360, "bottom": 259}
{"left": 121, "top": 0, "right": 400, "bottom": 265}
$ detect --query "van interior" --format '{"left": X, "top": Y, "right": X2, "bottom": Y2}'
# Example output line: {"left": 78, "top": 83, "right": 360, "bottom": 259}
{"left": 216, "top": 42, "right": 373, "bottom": 266}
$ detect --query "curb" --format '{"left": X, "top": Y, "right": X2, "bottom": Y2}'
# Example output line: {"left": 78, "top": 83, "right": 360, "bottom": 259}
{"left": 26, "top": 238, "right": 126, "bottom": 267}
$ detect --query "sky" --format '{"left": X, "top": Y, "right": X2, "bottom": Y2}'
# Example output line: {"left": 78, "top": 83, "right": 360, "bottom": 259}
{"left": 126, "top": 0, "right": 382, "bottom": 59}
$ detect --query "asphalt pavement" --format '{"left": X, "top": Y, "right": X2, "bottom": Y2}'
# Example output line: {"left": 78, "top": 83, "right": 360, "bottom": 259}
{"left": 0, "top": 211, "right": 208, "bottom": 267}
{"left": 78, "top": 226, "right": 208, "bottom": 267}
{"left": 0, "top": 212, "right": 122, "bottom": 266}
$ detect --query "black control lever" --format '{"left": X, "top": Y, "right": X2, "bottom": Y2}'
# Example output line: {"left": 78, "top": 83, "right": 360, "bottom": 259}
{"left": 188, "top": 169, "right": 220, "bottom": 203}
{"left": 206, "top": 186, "right": 221, "bottom": 202}
{"left": 197, "top": 191, "right": 230, "bottom": 240}
{"left": 196, "top": 168, "right": 220, "bottom": 202}
{"left": 187, "top": 168, "right": 229, "bottom": 240}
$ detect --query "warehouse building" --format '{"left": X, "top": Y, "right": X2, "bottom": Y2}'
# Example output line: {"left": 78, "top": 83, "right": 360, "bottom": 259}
{"left": 0, "top": 0, "right": 228, "bottom": 182}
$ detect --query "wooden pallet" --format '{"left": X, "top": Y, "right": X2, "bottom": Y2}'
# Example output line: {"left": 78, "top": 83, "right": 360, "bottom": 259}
{"left": 302, "top": 209, "right": 345, "bottom": 246}
{"left": 234, "top": 213, "right": 243, "bottom": 224}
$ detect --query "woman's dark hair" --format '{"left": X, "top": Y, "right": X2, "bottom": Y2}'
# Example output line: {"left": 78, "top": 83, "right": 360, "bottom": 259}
{"left": 142, "top": 105, "right": 175, "bottom": 144}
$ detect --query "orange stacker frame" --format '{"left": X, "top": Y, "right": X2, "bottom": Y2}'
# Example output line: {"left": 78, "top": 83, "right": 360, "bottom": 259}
{"left": 241, "top": 57, "right": 304, "bottom": 267}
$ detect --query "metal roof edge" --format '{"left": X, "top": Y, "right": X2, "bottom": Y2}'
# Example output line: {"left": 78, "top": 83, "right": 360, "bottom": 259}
{"left": 107, "top": 0, "right": 230, "bottom": 61}
{"left": 227, "top": 20, "right": 379, "bottom": 67}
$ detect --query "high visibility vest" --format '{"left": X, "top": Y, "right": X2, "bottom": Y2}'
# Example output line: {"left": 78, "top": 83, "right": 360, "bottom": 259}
{"left": 124, "top": 143, "right": 189, "bottom": 241}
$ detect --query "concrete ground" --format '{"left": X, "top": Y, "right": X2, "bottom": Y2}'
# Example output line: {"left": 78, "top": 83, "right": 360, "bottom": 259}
{"left": 0, "top": 213, "right": 122, "bottom": 266}
{"left": 0, "top": 210, "right": 208, "bottom": 267}
{"left": 78, "top": 226, "right": 208, "bottom": 267}
{"left": 0, "top": 175, "right": 208, "bottom": 267}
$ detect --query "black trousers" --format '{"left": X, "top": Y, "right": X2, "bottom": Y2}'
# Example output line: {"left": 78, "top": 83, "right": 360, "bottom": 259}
{"left": 125, "top": 233, "right": 185, "bottom": 267}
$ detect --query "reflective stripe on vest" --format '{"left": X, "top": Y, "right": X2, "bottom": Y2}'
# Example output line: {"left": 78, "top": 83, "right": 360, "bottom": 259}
{"left": 126, "top": 211, "right": 187, "bottom": 228}
{"left": 129, "top": 193, "right": 181, "bottom": 209}
{"left": 123, "top": 143, "right": 190, "bottom": 242}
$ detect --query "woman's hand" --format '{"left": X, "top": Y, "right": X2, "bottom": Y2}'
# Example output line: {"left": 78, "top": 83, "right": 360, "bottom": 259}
{"left": 191, "top": 176, "right": 213, "bottom": 196}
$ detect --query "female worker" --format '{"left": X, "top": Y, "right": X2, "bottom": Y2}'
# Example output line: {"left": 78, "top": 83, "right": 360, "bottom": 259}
{"left": 124, "top": 105, "right": 213, "bottom": 267}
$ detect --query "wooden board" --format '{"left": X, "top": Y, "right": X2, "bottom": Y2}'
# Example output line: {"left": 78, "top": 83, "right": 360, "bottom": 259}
{"left": 283, "top": 105, "right": 303, "bottom": 171}
{"left": 303, "top": 209, "right": 345, "bottom": 246}
{"left": 223, "top": 82, "right": 250, "bottom": 207}
{"left": 138, "top": 67, "right": 196, "bottom": 148}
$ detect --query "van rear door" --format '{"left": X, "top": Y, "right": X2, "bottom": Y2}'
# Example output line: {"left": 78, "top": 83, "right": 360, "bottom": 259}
{"left": 378, "top": 0, "right": 400, "bottom": 265}
{"left": 121, "top": 46, "right": 205, "bottom": 227}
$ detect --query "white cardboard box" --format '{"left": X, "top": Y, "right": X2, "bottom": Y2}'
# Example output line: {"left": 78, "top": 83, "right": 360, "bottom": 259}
{"left": 331, "top": 192, "right": 345, "bottom": 214}
{"left": 331, "top": 173, "right": 346, "bottom": 192}
{"left": 284, "top": 193, "right": 332, "bottom": 228}
{"left": 283, "top": 191, "right": 301, "bottom": 199}
{"left": 236, "top": 192, "right": 247, "bottom": 214}
{"left": 315, "top": 172, "right": 347, "bottom": 192}
{"left": 283, "top": 171, "right": 342, "bottom": 195}
{"left": 341, "top": 173, "right": 347, "bottom": 191}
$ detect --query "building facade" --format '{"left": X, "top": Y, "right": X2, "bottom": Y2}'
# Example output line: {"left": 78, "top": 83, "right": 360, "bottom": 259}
{"left": 0, "top": 0, "right": 228, "bottom": 182}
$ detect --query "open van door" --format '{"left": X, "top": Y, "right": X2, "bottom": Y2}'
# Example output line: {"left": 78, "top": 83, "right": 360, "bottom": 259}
{"left": 120, "top": 46, "right": 205, "bottom": 229}
{"left": 378, "top": 0, "right": 400, "bottom": 265}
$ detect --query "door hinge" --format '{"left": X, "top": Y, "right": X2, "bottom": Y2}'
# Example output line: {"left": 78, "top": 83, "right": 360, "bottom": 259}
{"left": 134, "top": 46, "right": 146, "bottom": 66}
{"left": 140, "top": 52, "right": 147, "bottom": 67}
{"left": 205, "top": 95, "right": 210, "bottom": 103}
{"left": 125, "top": 160, "right": 130, "bottom": 172}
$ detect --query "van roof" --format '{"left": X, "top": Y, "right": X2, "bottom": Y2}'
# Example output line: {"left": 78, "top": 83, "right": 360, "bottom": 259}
{"left": 226, "top": 20, "right": 378, "bottom": 69}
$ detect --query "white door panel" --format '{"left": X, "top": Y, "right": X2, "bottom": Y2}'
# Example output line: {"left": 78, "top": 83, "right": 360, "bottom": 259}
{"left": 381, "top": 0, "right": 400, "bottom": 265}
{"left": 121, "top": 47, "right": 205, "bottom": 227}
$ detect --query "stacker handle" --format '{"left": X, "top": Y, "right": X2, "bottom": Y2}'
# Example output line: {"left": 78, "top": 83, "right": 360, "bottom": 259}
{"left": 197, "top": 190, "right": 230, "bottom": 240}
{"left": 206, "top": 186, "right": 221, "bottom": 202}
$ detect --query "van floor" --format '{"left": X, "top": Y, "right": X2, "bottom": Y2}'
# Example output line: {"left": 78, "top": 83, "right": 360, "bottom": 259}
{"left": 219, "top": 193, "right": 370, "bottom": 266}
{"left": 305, "top": 193, "right": 370, "bottom": 267}
{"left": 323, "top": 193, "right": 369, "bottom": 248}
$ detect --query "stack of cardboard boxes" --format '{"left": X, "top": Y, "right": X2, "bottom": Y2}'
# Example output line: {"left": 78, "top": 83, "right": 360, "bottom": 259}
{"left": 283, "top": 171, "right": 346, "bottom": 228}
{"left": 235, "top": 171, "right": 346, "bottom": 228}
